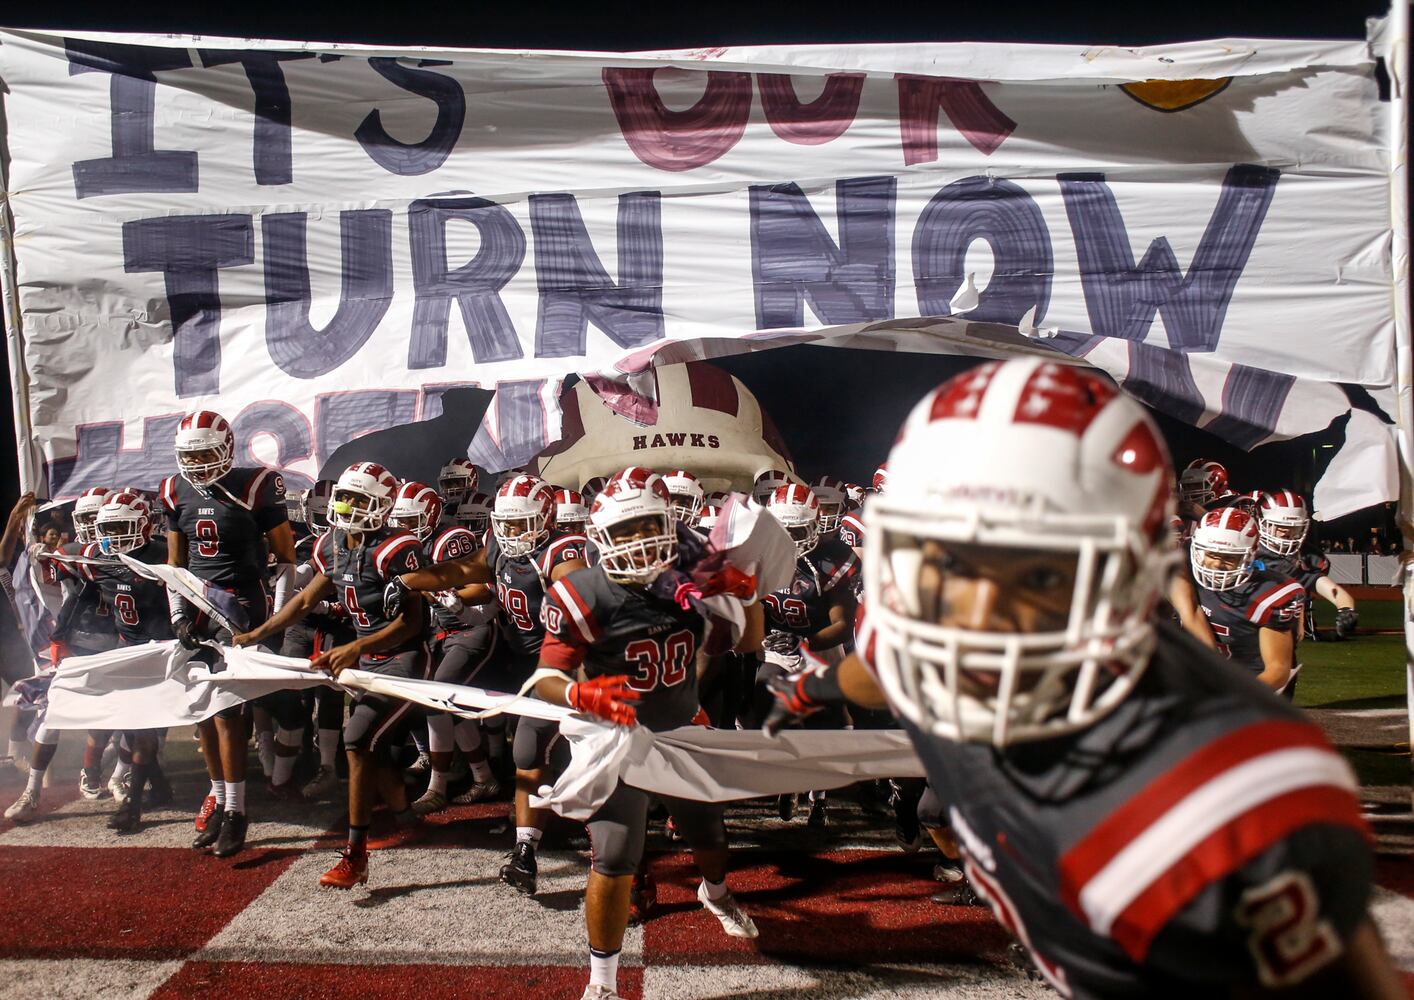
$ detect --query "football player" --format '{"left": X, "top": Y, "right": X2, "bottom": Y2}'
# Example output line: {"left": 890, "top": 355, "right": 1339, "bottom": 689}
{"left": 661, "top": 470, "right": 706, "bottom": 527}
{"left": 387, "top": 482, "right": 500, "bottom": 814}
{"left": 162, "top": 411, "right": 298, "bottom": 857}
{"left": 555, "top": 489, "right": 590, "bottom": 535}
{"left": 1190, "top": 508, "right": 1305, "bottom": 695}
{"left": 757, "top": 484, "right": 858, "bottom": 827}
{"left": 760, "top": 359, "right": 1401, "bottom": 999}
{"left": 391, "top": 474, "right": 587, "bottom": 893}
{"left": 808, "top": 476, "right": 849, "bottom": 539}
{"left": 1256, "top": 490, "right": 1358, "bottom": 641}
{"left": 751, "top": 469, "right": 791, "bottom": 504}
{"left": 234, "top": 462, "right": 429, "bottom": 889}
{"left": 70, "top": 492, "right": 176, "bottom": 832}
{"left": 438, "top": 458, "right": 479, "bottom": 508}
{"left": 280, "top": 479, "right": 353, "bottom": 800}
{"left": 534, "top": 468, "right": 763, "bottom": 1000}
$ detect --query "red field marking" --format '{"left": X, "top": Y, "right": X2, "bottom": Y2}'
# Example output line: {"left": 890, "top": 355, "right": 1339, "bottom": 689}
{"left": 643, "top": 849, "right": 1010, "bottom": 966}
{"left": 152, "top": 960, "right": 644, "bottom": 999}
{"left": 0, "top": 845, "right": 300, "bottom": 960}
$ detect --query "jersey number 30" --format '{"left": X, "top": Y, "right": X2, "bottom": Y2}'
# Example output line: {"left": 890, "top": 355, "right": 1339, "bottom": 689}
{"left": 623, "top": 629, "right": 693, "bottom": 692}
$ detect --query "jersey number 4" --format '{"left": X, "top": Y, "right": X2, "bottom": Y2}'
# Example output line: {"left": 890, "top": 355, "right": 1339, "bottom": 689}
{"left": 342, "top": 586, "right": 372, "bottom": 629}
{"left": 623, "top": 629, "right": 693, "bottom": 692}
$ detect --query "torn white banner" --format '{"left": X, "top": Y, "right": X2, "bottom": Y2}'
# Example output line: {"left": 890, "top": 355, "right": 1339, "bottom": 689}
{"left": 45, "top": 641, "right": 330, "bottom": 730}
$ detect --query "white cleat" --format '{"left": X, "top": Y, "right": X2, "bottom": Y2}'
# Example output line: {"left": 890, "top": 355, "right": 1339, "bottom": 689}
{"left": 5, "top": 790, "right": 39, "bottom": 824}
{"left": 79, "top": 770, "right": 106, "bottom": 800}
{"left": 451, "top": 778, "right": 500, "bottom": 805}
{"left": 108, "top": 771, "right": 131, "bottom": 807}
{"left": 698, "top": 881, "right": 759, "bottom": 939}
{"left": 579, "top": 985, "right": 624, "bottom": 1000}
{"left": 301, "top": 764, "right": 338, "bottom": 800}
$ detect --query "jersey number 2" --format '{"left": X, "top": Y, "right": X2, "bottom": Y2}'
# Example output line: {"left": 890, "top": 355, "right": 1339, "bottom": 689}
{"left": 1236, "top": 872, "right": 1340, "bottom": 988}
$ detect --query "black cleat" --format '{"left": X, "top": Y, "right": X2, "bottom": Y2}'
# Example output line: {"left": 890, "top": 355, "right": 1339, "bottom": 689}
{"left": 193, "top": 805, "right": 225, "bottom": 850}
{"left": 107, "top": 798, "right": 142, "bottom": 834}
{"left": 212, "top": 810, "right": 248, "bottom": 858}
{"left": 808, "top": 798, "right": 827, "bottom": 830}
{"left": 499, "top": 840, "right": 538, "bottom": 895}
{"left": 776, "top": 793, "right": 797, "bottom": 822}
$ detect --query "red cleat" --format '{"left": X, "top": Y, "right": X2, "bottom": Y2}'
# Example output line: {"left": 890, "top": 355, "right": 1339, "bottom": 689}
{"left": 194, "top": 794, "right": 217, "bottom": 832}
{"left": 320, "top": 849, "right": 369, "bottom": 889}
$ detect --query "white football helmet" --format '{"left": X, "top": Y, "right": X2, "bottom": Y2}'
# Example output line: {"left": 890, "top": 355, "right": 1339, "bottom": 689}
{"left": 866, "top": 359, "right": 1177, "bottom": 747}
{"left": 492, "top": 476, "right": 556, "bottom": 558}
{"left": 95, "top": 491, "right": 152, "bottom": 555}
{"left": 587, "top": 468, "right": 677, "bottom": 585}
{"left": 330, "top": 462, "right": 398, "bottom": 533}
{"left": 767, "top": 484, "right": 821, "bottom": 557}
{"left": 809, "top": 476, "right": 848, "bottom": 534}
{"left": 388, "top": 481, "right": 443, "bottom": 542}
{"left": 697, "top": 501, "right": 723, "bottom": 531}
{"left": 554, "top": 489, "right": 588, "bottom": 533}
{"left": 454, "top": 491, "right": 493, "bottom": 537}
{"left": 1178, "top": 459, "right": 1229, "bottom": 507}
{"left": 1257, "top": 489, "right": 1309, "bottom": 557}
{"left": 1190, "top": 507, "right": 1259, "bottom": 591}
{"left": 871, "top": 464, "right": 889, "bottom": 495}
{"left": 581, "top": 476, "right": 609, "bottom": 506}
{"left": 303, "top": 479, "right": 335, "bottom": 530}
{"left": 752, "top": 469, "right": 792, "bottom": 504}
{"left": 661, "top": 469, "right": 705, "bottom": 525}
{"left": 72, "top": 487, "right": 112, "bottom": 545}
{"left": 174, "top": 411, "right": 234, "bottom": 487}
{"left": 438, "top": 458, "right": 478, "bottom": 505}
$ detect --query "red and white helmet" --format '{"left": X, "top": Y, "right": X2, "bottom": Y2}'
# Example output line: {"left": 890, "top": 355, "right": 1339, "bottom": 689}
{"left": 705, "top": 490, "right": 730, "bottom": 507}
{"left": 330, "top": 462, "right": 398, "bottom": 533}
{"left": 95, "top": 491, "right": 152, "bottom": 555}
{"left": 1178, "top": 459, "right": 1229, "bottom": 507}
{"left": 72, "top": 487, "right": 111, "bottom": 545}
{"left": 1190, "top": 507, "right": 1259, "bottom": 591}
{"left": 697, "top": 502, "right": 723, "bottom": 531}
{"left": 581, "top": 476, "right": 609, "bottom": 506}
{"left": 303, "top": 479, "right": 335, "bottom": 530}
{"left": 438, "top": 458, "right": 478, "bottom": 504}
{"left": 752, "top": 469, "right": 792, "bottom": 504}
{"left": 454, "top": 491, "right": 493, "bottom": 537}
{"left": 554, "top": 489, "right": 588, "bottom": 532}
{"left": 661, "top": 469, "right": 705, "bottom": 525}
{"left": 174, "top": 411, "right": 234, "bottom": 487}
{"left": 588, "top": 468, "right": 677, "bottom": 584}
{"left": 492, "top": 476, "right": 556, "bottom": 558}
{"left": 809, "top": 476, "right": 848, "bottom": 534}
{"left": 389, "top": 481, "right": 443, "bottom": 542}
{"left": 844, "top": 483, "right": 866, "bottom": 510}
{"left": 1258, "top": 489, "right": 1309, "bottom": 556}
{"left": 871, "top": 463, "right": 889, "bottom": 494}
{"left": 767, "top": 484, "right": 821, "bottom": 557}
{"left": 867, "top": 359, "right": 1175, "bottom": 746}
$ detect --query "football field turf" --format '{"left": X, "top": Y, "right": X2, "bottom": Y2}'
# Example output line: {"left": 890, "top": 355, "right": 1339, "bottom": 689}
{"left": 0, "top": 604, "right": 1411, "bottom": 1000}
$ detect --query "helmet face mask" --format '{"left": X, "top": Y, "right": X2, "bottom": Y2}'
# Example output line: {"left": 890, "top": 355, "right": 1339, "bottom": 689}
{"left": 95, "top": 493, "right": 152, "bottom": 555}
{"left": 438, "top": 459, "right": 478, "bottom": 505}
{"left": 1258, "top": 491, "right": 1309, "bottom": 556}
{"left": 303, "top": 481, "right": 335, "bottom": 530}
{"left": 454, "top": 492, "right": 493, "bottom": 536}
{"left": 766, "top": 484, "right": 821, "bottom": 557}
{"left": 174, "top": 412, "right": 234, "bottom": 487}
{"left": 864, "top": 360, "right": 1175, "bottom": 748}
{"left": 72, "top": 488, "right": 111, "bottom": 545}
{"left": 388, "top": 482, "right": 442, "bottom": 542}
{"left": 492, "top": 477, "right": 555, "bottom": 558}
{"left": 588, "top": 470, "right": 677, "bottom": 585}
{"left": 329, "top": 464, "right": 397, "bottom": 534}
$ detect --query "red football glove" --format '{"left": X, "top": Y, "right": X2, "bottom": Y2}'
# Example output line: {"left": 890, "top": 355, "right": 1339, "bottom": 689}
{"left": 566, "top": 674, "right": 640, "bottom": 727}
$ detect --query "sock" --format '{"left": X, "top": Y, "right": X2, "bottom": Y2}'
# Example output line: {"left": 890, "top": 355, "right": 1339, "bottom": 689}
{"left": 515, "top": 826, "right": 543, "bottom": 848}
{"left": 83, "top": 742, "right": 103, "bottom": 769}
{"left": 211, "top": 779, "right": 226, "bottom": 806}
{"left": 487, "top": 728, "right": 506, "bottom": 759}
{"left": 225, "top": 780, "right": 246, "bottom": 814}
{"left": 272, "top": 754, "right": 296, "bottom": 787}
{"left": 470, "top": 760, "right": 492, "bottom": 783}
{"left": 427, "top": 715, "right": 453, "bottom": 754}
{"left": 589, "top": 947, "right": 620, "bottom": 990}
{"left": 257, "top": 730, "right": 274, "bottom": 754}
{"left": 428, "top": 769, "right": 449, "bottom": 796}
{"left": 24, "top": 767, "right": 42, "bottom": 797}
{"left": 347, "top": 823, "right": 368, "bottom": 853}
{"left": 701, "top": 877, "right": 728, "bottom": 902}
{"left": 318, "top": 728, "right": 339, "bottom": 769}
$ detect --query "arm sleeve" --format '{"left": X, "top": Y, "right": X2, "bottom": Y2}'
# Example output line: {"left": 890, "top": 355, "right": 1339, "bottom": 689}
{"left": 270, "top": 561, "right": 297, "bottom": 614}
